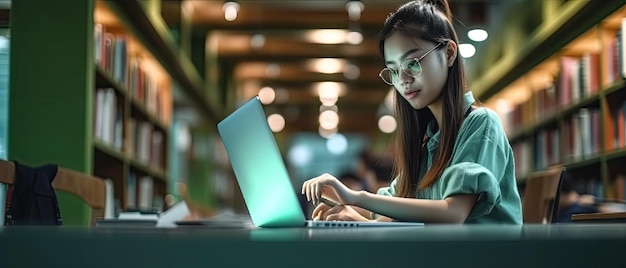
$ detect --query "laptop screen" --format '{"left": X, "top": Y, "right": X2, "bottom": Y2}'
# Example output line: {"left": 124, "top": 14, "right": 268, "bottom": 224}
{"left": 217, "top": 97, "right": 306, "bottom": 227}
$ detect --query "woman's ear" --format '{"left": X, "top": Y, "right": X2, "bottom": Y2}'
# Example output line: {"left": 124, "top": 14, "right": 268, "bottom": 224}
{"left": 445, "top": 41, "right": 457, "bottom": 67}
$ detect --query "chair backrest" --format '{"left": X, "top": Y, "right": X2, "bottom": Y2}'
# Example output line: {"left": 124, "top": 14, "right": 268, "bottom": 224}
{"left": 0, "top": 159, "right": 106, "bottom": 226}
{"left": 522, "top": 166, "right": 566, "bottom": 224}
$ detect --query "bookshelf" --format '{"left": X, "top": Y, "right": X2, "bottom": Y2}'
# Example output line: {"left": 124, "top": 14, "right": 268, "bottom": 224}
{"left": 473, "top": 1, "right": 626, "bottom": 200}
{"left": 8, "top": 0, "right": 219, "bottom": 223}
{"left": 93, "top": 1, "right": 172, "bottom": 212}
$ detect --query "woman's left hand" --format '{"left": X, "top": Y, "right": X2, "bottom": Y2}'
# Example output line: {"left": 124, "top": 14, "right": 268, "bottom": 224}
{"left": 301, "top": 173, "right": 358, "bottom": 206}
{"left": 317, "top": 205, "right": 369, "bottom": 221}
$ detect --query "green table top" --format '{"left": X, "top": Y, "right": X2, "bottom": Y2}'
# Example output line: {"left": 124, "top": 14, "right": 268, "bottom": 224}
{"left": 1, "top": 224, "right": 624, "bottom": 267}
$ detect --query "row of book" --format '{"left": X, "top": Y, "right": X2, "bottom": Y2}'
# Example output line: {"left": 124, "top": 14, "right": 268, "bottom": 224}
{"left": 557, "top": 53, "right": 600, "bottom": 107}
{"left": 94, "top": 88, "right": 166, "bottom": 170}
{"left": 512, "top": 108, "right": 602, "bottom": 175}
{"left": 608, "top": 100, "right": 626, "bottom": 151}
{"left": 94, "top": 23, "right": 167, "bottom": 125}
{"left": 125, "top": 173, "right": 163, "bottom": 212}
{"left": 94, "top": 88, "right": 123, "bottom": 151}
{"left": 561, "top": 108, "right": 602, "bottom": 162}
{"left": 506, "top": 18, "right": 626, "bottom": 132}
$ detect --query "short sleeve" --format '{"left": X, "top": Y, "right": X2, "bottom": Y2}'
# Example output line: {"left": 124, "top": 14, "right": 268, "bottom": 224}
{"left": 376, "top": 177, "right": 397, "bottom": 197}
{"left": 438, "top": 162, "right": 501, "bottom": 221}
{"left": 432, "top": 108, "right": 509, "bottom": 221}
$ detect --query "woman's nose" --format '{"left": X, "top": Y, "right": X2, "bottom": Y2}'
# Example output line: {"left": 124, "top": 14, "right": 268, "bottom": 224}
{"left": 397, "top": 69, "right": 413, "bottom": 85}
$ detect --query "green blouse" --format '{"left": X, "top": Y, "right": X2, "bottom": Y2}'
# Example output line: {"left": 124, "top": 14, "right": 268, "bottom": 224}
{"left": 376, "top": 91, "right": 523, "bottom": 224}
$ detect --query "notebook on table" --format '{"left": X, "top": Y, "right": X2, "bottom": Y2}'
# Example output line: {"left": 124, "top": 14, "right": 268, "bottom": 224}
{"left": 216, "top": 96, "right": 423, "bottom": 228}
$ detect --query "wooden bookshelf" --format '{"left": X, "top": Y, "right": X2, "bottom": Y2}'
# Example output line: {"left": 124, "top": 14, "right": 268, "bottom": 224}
{"left": 474, "top": 1, "right": 626, "bottom": 200}
{"left": 8, "top": 0, "right": 219, "bottom": 224}
{"left": 93, "top": 1, "right": 170, "bottom": 212}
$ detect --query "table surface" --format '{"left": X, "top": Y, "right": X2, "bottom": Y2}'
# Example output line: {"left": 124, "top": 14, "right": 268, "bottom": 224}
{"left": 571, "top": 211, "right": 626, "bottom": 221}
{"left": 1, "top": 223, "right": 625, "bottom": 267}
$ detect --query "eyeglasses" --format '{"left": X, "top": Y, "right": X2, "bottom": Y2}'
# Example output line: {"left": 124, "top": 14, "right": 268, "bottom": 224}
{"left": 379, "top": 43, "right": 443, "bottom": 86}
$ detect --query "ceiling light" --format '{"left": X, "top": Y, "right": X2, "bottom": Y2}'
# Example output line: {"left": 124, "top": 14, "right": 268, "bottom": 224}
{"left": 310, "top": 58, "right": 344, "bottom": 74}
{"left": 315, "top": 82, "right": 343, "bottom": 106}
{"left": 320, "top": 95, "right": 338, "bottom": 106}
{"left": 222, "top": 1, "right": 240, "bottom": 22}
{"left": 459, "top": 43, "right": 476, "bottom": 58}
{"left": 305, "top": 29, "right": 347, "bottom": 44}
{"left": 319, "top": 110, "right": 339, "bottom": 130}
{"left": 258, "top": 86, "right": 275, "bottom": 104}
{"left": 267, "top": 113, "right": 285, "bottom": 133}
{"left": 345, "top": 0, "right": 365, "bottom": 21}
{"left": 468, "top": 29, "right": 488, "bottom": 42}
{"left": 345, "top": 31, "right": 363, "bottom": 45}
{"left": 378, "top": 115, "right": 397, "bottom": 134}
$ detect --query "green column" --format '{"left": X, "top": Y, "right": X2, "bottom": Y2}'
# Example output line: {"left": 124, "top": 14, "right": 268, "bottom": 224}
{"left": 9, "top": 0, "right": 93, "bottom": 171}
{"left": 9, "top": 0, "right": 94, "bottom": 225}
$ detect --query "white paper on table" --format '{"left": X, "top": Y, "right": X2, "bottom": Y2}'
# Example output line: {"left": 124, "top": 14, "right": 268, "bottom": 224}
{"left": 156, "top": 201, "right": 189, "bottom": 228}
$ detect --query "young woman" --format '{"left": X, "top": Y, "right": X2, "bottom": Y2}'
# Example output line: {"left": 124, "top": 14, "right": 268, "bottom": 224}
{"left": 301, "top": 0, "right": 522, "bottom": 224}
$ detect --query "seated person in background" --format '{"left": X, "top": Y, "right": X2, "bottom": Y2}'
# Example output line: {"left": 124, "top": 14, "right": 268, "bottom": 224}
{"left": 556, "top": 178, "right": 626, "bottom": 222}
{"left": 355, "top": 151, "right": 395, "bottom": 193}
{"left": 370, "top": 155, "right": 395, "bottom": 192}
{"left": 555, "top": 178, "right": 598, "bottom": 223}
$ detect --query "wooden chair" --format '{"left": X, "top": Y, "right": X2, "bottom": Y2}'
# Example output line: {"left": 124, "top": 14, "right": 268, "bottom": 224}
{"left": 0, "top": 159, "right": 106, "bottom": 226}
{"left": 521, "top": 166, "right": 566, "bottom": 224}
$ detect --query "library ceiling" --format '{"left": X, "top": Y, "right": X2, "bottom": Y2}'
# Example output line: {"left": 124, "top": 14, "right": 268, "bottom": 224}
{"left": 161, "top": 0, "right": 499, "bottom": 137}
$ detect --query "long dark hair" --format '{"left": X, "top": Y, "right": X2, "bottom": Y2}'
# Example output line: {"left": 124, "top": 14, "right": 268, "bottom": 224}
{"left": 379, "top": 0, "right": 468, "bottom": 197}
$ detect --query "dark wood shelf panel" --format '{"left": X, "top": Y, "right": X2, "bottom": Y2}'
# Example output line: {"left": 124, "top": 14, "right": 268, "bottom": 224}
{"left": 605, "top": 147, "right": 626, "bottom": 161}
{"left": 106, "top": 0, "right": 221, "bottom": 126}
{"left": 563, "top": 155, "right": 602, "bottom": 171}
{"left": 603, "top": 79, "right": 626, "bottom": 106}
{"left": 559, "top": 93, "right": 601, "bottom": 119}
{"left": 129, "top": 159, "right": 167, "bottom": 183}
{"left": 95, "top": 64, "right": 129, "bottom": 99}
{"left": 94, "top": 139, "right": 166, "bottom": 183}
{"left": 94, "top": 139, "right": 129, "bottom": 163}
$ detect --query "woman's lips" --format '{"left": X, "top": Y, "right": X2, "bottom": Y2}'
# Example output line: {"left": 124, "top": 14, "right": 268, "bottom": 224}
{"left": 405, "top": 89, "right": 420, "bottom": 100}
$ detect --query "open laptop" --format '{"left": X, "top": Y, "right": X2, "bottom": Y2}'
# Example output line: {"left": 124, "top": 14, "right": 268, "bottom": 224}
{"left": 217, "top": 96, "right": 424, "bottom": 228}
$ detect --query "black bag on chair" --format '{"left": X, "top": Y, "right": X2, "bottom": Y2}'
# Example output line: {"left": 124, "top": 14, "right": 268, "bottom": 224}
{"left": 5, "top": 161, "right": 62, "bottom": 225}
